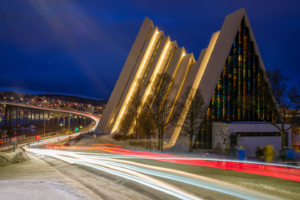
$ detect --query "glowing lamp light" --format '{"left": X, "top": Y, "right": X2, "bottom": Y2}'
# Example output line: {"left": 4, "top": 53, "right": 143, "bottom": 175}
{"left": 112, "top": 29, "right": 159, "bottom": 133}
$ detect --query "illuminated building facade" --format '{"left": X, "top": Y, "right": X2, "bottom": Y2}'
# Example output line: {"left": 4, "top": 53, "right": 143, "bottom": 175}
{"left": 98, "top": 8, "right": 291, "bottom": 155}
{"left": 197, "top": 17, "right": 274, "bottom": 149}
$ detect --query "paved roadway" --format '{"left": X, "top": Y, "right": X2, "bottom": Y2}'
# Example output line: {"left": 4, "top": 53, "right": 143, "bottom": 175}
{"left": 25, "top": 136, "right": 300, "bottom": 200}
{"left": 3, "top": 103, "right": 299, "bottom": 199}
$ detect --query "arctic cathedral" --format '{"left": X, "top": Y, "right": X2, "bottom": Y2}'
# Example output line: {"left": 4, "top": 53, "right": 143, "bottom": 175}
{"left": 98, "top": 8, "right": 291, "bottom": 155}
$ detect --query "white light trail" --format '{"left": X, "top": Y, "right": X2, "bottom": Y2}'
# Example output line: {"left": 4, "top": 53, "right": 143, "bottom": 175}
{"left": 24, "top": 147, "right": 279, "bottom": 200}
{"left": 25, "top": 147, "right": 200, "bottom": 200}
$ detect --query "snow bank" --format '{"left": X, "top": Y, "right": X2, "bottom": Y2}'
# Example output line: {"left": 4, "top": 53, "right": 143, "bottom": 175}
{"left": 167, "top": 141, "right": 188, "bottom": 152}
{"left": 0, "top": 180, "right": 89, "bottom": 200}
{"left": 239, "top": 182, "right": 300, "bottom": 199}
{"left": 0, "top": 149, "right": 30, "bottom": 167}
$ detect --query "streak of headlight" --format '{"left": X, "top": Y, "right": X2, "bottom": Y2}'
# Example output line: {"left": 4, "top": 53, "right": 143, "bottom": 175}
{"left": 25, "top": 147, "right": 280, "bottom": 200}
{"left": 32, "top": 145, "right": 300, "bottom": 183}
{"left": 90, "top": 159, "right": 256, "bottom": 200}
{"left": 36, "top": 145, "right": 300, "bottom": 171}
{"left": 73, "top": 154, "right": 264, "bottom": 200}
{"left": 43, "top": 147, "right": 300, "bottom": 170}
{"left": 25, "top": 147, "right": 201, "bottom": 200}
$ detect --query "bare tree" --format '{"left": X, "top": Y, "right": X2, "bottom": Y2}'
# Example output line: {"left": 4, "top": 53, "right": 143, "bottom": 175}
{"left": 175, "top": 86, "right": 205, "bottom": 152}
{"left": 120, "top": 111, "right": 133, "bottom": 135}
{"left": 239, "top": 69, "right": 300, "bottom": 149}
{"left": 120, "top": 88, "right": 143, "bottom": 140}
{"left": 148, "top": 73, "right": 177, "bottom": 151}
{"left": 214, "top": 123, "right": 236, "bottom": 148}
{"left": 138, "top": 101, "right": 156, "bottom": 150}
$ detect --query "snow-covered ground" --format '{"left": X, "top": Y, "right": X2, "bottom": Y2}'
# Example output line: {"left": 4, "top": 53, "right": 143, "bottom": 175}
{"left": 0, "top": 180, "right": 89, "bottom": 200}
{"left": 0, "top": 149, "right": 30, "bottom": 167}
{"left": 0, "top": 152, "right": 153, "bottom": 200}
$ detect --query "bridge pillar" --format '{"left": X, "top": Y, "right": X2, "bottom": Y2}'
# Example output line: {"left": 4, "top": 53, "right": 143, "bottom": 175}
{"left": 18, "top": 107, "right": 20, "bottom": 125}
{"left": 43, "top": 111, "right": 45, "bottom": 122}
{"left": 57, "top": 113, "right": 59, "bottom": 127}
{"left": 18, "top": 107, "right": 21, "bottom": 125}
{"left": 26, "top": 109, "right": 28, "bottom": 125}
{"left": 68, "top": 114, "right": 71, "bottom": 130}
{"left": 16, "top": 107, "right": 18, "bottom": 126}
{"left": 43, "top": 111, "right": 45, "bottom": 136}
{"left": 22, "top": 108, "right": 25, "bottom": 126}
{"left": 50, "top": 113, "right": 51, "bottom": 125}
{"left": 17, "top": 107, "right": 19, "bottom": 126}
{"left": 15, "top": 107, "right": 16, "bottom": 126}
{"left": 15, "top": 107, "right": 17, "bottom": 127}
{"left": 64, "top": 114, "right": 66, "bottom": 128}
{"left": 4, "top": 106, "right": 7, "bottom": 125}
{"left": 75, "top": 115, "right": 78, "bottom": 127}
{"left": 73, "top": 115, "right": 75, "bottom": 130}
{"left": 8, "top": 107, "right": 12, "bottom": 136}
{"left": 32, "top": 110, "right": 34, "bottom": 124}
{"left": 23, "top": 109, "right": 27, "bottom": 126}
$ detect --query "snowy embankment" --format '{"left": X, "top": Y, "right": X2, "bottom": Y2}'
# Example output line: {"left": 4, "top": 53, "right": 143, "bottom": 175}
{"left": 0, "top": 180, "right": 89, "bottom": 200}
{"left": 0, "top": 149, "right": 30, "bottom": 167}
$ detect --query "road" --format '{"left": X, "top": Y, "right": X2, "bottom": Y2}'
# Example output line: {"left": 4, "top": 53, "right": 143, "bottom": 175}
{"left": 22, "top": 136, "right": 300, "bottom": 200}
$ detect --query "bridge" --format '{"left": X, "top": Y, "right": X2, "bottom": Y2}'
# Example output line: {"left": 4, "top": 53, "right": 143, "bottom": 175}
{"left": 0, "top": 101, "right": 100, "bottom": 149}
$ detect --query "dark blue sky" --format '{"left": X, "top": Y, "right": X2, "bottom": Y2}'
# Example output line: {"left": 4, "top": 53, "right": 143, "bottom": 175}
{"left": 1, "top": 0, "right": 300, "bottom": 100}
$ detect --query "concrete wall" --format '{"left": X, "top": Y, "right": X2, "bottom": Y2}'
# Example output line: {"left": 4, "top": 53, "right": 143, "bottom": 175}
{"left": 238, "top": 136, "right": 281, "bottom": 157}
{"left": 212, "top": 122, "right": 292, "bottom": 157}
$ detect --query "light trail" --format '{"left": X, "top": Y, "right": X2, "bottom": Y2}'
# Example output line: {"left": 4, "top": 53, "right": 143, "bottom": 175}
{"left": 41, "top": 144, "right": 300, "bottom": 182}
{"left": 25, "top": 147, "right": 201, "bottom": 200}
{"left": 24, "top": 147, "right": 282, "bottom": 200}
